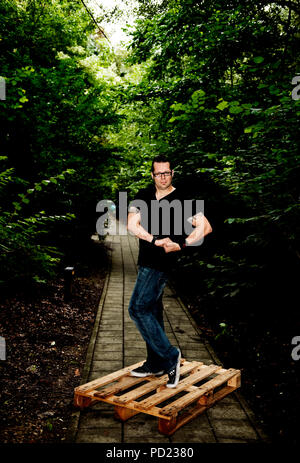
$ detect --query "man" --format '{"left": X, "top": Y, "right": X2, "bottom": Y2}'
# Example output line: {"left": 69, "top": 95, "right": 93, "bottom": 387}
{"left": 127, "top": 155, "right": 212, "bottom": 388}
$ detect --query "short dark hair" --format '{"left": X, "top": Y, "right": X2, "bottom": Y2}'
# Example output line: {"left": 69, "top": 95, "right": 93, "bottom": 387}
{"left": 151, "top": 155, "right": 173, "bottom": 172}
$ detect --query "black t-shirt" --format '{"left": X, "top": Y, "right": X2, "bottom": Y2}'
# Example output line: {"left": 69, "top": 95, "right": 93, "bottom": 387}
{"left": 128, "top": 185, "right": 205, "bottom": 272}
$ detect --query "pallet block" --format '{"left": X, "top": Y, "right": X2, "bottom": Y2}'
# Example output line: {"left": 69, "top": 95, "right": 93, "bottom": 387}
{"left": 74, "top": 358, "right": 241, "bottom": 436}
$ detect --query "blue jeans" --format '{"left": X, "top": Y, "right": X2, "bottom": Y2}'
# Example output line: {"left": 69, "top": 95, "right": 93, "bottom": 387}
{"left": 128, "top": 266, "right": 179, "bottom": 373}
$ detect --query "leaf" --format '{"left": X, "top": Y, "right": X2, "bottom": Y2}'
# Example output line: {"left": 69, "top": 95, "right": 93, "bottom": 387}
{"left": 74, "top": 368, "right": 80, "bottom": 376}
{"left": 253, "top": 56, "right": 264, "bottom": 63}
{"left": 229, "top": 106, "right": 243, "bottom": 114}
{"left": 230, "top": 289, "right": 240, "bottom": 297}
{"left": 19, "top": 96, "right": 29, "bottom": 103}
{"left": 216, "top": 100, "right": 229, "bottom": 111}
{"left": 26, "top": 365, "right": 37, "bottom": 373}
{"left": 226, "top": 218, "right": 236, "bottom": 224}
{"left": 46, "top": 422, "right": 53, "bottom": 431}
{"left": 191, "top": 89, "right": 206, "bottom": 106}
{"left": 12, "top": 202, "right": 22, "bottom": 210}
{"left": 170, "top": 102, "right": 187, "bottom": 111}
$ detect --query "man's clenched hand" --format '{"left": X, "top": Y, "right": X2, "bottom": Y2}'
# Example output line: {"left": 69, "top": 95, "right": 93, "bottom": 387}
{"left": 155, "top": 237, "right": 172, "bottom": 247}
{"left": 155, "top": 238, "right": 181, "bottom": 253}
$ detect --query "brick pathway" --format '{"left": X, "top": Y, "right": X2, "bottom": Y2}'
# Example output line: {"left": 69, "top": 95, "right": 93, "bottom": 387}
{"left": 68, "top": 231, "right": 269, "bottom": 443}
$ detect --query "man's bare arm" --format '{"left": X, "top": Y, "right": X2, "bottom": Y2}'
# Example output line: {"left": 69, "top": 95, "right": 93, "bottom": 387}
{"left": 127, "top": 211, "right": 153, "bottom": 242}
{"left": 185, "top": 213, "right": 212, "bottom": 246}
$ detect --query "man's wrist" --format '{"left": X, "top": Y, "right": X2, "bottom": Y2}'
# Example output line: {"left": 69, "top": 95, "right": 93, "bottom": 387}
{"left": 181, "top": 239, "right": 190, "bottom": 249}
{"left": 151, "top": 235, "right": 159, "bottom": 245}
{"left": 171, "top": 236, "right": 185, "bottom": 248}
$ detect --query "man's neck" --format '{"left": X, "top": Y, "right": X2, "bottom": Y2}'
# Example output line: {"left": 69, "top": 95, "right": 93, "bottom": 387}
{"left": 155, "top": 185, "right": 175, "bottom": 200}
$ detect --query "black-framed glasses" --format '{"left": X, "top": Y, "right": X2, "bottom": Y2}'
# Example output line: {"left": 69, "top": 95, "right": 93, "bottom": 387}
{"left": 153, "top": 171, "right": 172, "bottom": 178}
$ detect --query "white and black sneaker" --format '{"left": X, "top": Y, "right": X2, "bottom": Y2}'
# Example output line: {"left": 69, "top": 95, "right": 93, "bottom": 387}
{"left": 130, "top": 363, "right": 164, "bottom": 378}
{"left": 166, "top": 349, "right": 181, "bottom": 388}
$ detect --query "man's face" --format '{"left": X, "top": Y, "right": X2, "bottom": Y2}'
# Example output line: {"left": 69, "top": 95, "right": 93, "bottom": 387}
{"left": 151, "top": 162, "right": 173, "bottom": 190}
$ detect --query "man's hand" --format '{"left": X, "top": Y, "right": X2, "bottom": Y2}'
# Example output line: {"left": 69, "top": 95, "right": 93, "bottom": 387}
{"left": 155, "top": 238, "right": 181, "bottom": 253}
{"left": 155, "top": 237, "right": 172, "bottom": 247}
{"left": 163, "top": 241, "right": 181, "bottom": 253}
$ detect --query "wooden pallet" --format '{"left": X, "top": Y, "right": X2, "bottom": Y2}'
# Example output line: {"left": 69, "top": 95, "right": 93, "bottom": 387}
{"left": 74, "top": 359, "right": 241, "bottom": 436}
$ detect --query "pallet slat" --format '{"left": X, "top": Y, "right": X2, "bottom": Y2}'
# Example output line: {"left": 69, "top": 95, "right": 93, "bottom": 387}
{"left": 95, "top": 376, "right": 147, "bottom": 399}
{"left": 75, "top": 360, "right": 145, "bottom": 393}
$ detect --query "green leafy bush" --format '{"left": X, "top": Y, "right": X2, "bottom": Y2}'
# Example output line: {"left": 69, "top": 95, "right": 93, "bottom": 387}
{"left": 0, "top": 162, "right": 75, "bottom": 287}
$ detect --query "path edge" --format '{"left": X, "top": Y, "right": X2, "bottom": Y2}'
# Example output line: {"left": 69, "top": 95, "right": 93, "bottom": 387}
{"left": 65, "top": 241, "right": 112, "bottom": 443}
{"left": 167, "top": 279, "right": 271, "bottom": 443}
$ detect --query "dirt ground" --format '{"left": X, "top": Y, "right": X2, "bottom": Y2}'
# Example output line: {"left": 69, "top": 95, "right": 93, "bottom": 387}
{"left": 0, "top": 242, "right": 108, "bottom": 444}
